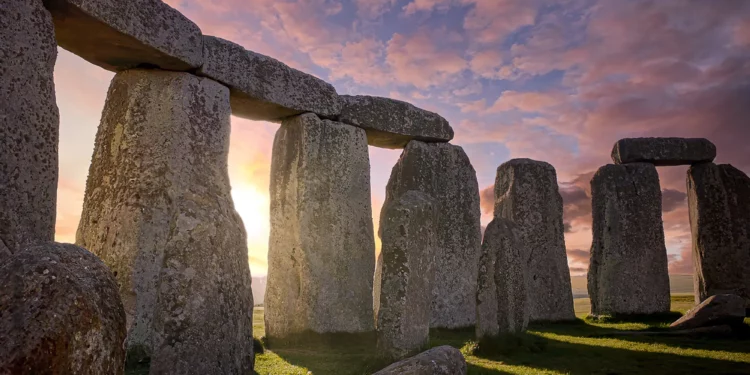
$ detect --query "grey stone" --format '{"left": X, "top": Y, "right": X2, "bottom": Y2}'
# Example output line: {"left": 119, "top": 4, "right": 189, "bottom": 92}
{"left": 611, "top": 137, "right": 716, "bottom": 166}
{"left": 0, "top": 0, "right": 59, "bottom": 255}
{"left": 670, "top": 294, "right": 746, "bottom": 330}
{"left": 198, "top": 36, "right": 340, "bottom": 122}
{"left": 338, "top": 95, "right": 453, "bottom": 149}
{"left": 588, "top": 163, "right": 671, "bottom": 316}
{"left": 373, "top": 345, "right": 467, "bottom": 375}
{"left": 687, "top": 163, "right": 750, "bottom": 310}
{"left": 266, "top": 114, "right": 375, "bottom": 340}
{"left": 384, "top": 141, "right": 482, "bottom": 329}
{"left": 75, "top": 70, "right": 254, "bottom": 374}
{"left": 494, "top": 159, "right": 575, "bottom": 322}
{"left": 44, "top": 0, "right": 202, "bottom": 71}
{"left": 0, "top": 242, "right": 126, "bottom": 374}
{"left": 375, "top": 191, "right": 437, "bottom": 360}
{"left": 476, "top": 218, "right": 528, "bottom": 339}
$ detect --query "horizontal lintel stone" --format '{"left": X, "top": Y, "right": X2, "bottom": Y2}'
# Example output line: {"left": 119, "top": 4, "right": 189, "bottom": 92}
{"left": 198, "top": 36, "right": 341, "bottom": 122}
{"left": 611, "top": 137, "right": 716, "bottom": 166}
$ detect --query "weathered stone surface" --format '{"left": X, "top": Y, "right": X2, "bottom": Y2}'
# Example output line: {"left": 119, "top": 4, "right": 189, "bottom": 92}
{"left": 266, "top": 114, "right": 375, "bottom": 340}
{"left": 375, "top": 191, "right": 437, "bottom": 360}
{"left": 44, "top": 0, "right": 202, "bottom": 71}
{"left": 588, "top": 163, "right": 671, "bottom": 316}
{"left": 373, "top": 345, "right": 467, "bottom": 375}
{"left": 0, "top": 242, "right": 126, "bottom": 374}
{"left": 75, "top": 70, "right": 254, "bottom": 374}
{"left": 670, "top": 294, "right": 746, "bottom": 330}
{"left": 384, "top": 141, "right": 482, "bottom": 329}
{"left": 476, "top": 218, "right": 528, "bottom": 338}
{"left": 687, "top": 163, "right": 750, "bottom": 309}
{"left": 494, "top": 159, "right": 575, "bottom": 322}
{"left": 611, "top": 137, "right": 716, "bottom": 166}
{"left": 199, "top": 36, "right": 340, "bottom": 122}
{"left": 0, "top": 0, "right": 59, "bottom": 255}
{"left": 338, "top": 95, "right": 453, "bottom": 149}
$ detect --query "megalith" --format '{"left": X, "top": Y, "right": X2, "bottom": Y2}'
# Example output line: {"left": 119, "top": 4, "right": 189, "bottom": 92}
{"left": 373, "top": 345, "right": 467, "bottom": 375}
{"left": 476, "top": 218, "right": 528, "bottom": 338}
{"left": 384, "top": 141, "right": 482, "bottom": 329}
{"left": 612, "top": 138, "right": 716, "bottom": 166}
{"left": 588, "top": 163, "right": 671, "bottom": 316}
{"left": 75, "top": 70, "right": 254, "bottom": 374}
{"left": 0, "top": 243, "right": 126, "bottom": 375}
{"left": 375, "top": 191, "right": 437, "bottom": 360}
{"left": 1, "top": 0, "right": 59, "bottom": 255}
{"left": 494, "top": 159, "right": 575, "bottom": 321}
{"left": 687, "top": 163, "right": 750, "bottom": 310}
{"left": 266, "top": 113, "right": 375, "bottom": 341}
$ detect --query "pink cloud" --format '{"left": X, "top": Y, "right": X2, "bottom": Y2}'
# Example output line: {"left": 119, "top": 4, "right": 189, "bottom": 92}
{"left": 386, "top": 29, "right": 467, "bottom": 88}
{"left": 356, "top": 0, "right": 396, "bottom": 19}
{"left": 463, "top": 0, "right": 537, "bottom": 45}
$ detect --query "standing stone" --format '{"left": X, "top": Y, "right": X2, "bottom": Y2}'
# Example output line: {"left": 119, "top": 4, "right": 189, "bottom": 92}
{"left": 375, "top": 191, "right": 437, "bottom": 360}
{"left": 588, "top": 163, "right": 670, "bottom": 316}
{"left": 266, "top": 113, "right": 375, "bottom": 341}
{"left": 611, "top": 137, "right": 716, "bottom": 166}
{"left": 494, "top": 159, "right": 575, "bottom": 321}
{"left": 476, "top": 218, "right": 528, "bottom": 339}
{"left": 75, "top": 70, "right": 254, "bottom": 374}
{"left": 384, "top": 141, "right": 482, "bottom": 329}
{"left": 0, "top": 0, "right": 59, "bottom": 255}
{"left": 687, "top": 163, "right": 750, "bottom": 310}
{"left": 0, "top": 243, "right": 126, "bottom": 374}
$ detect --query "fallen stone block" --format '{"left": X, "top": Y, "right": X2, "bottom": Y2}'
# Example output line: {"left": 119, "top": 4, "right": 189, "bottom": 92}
{"left": 611, "top": 137, "right": 716, "bottom": 166}
{"left": 373, "top": 345, "right": 467, "bottom": 375}
{"left": 671, "top": 294, "right": 746, "bottom": 330}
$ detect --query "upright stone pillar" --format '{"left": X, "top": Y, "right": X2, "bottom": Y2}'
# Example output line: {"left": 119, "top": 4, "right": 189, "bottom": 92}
{"left": 0, "top": 0, "right": 59, "bottom": 257}
{"left": 76, "top": 70, "right": 254, "bottom": 374}
{"left": 375, "top": 190, "right": 437, "bottom": 360}
{"left": 384, "top": 141, "right": 482, "bottom": 329}
{"left": 266, "top": 113, "right": 375, "bottom": 341}
{"left": 588, "top": 163, "right": 670, "bottom": 316}
{"left": 687, "top": 163, "right": 750, "bottom": 310}
{"left": 494, "top": 159, "right": 575, "bottom": 321}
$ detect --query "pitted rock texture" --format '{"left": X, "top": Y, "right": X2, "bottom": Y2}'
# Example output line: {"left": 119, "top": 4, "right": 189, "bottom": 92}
{"left": 494, "top": 159, "right": 575, "bottom": 322}
{"left": 44, "top": 0, "right": 202, "bottom": 71}
{"left": 476, "top": 218, "right": 528, "bottom": 338}
{"left": 373, "top": 345, "right": 467, "bottom": 375}
{"left": 75, "top": 70, "right": 254, "bottom": 374}
{"left": 384, "top": 141, "right": 482, "bottom": 329}
{"left": 0, "top": 243, "right": 126, "bottom": 375}
{"left": 588, "top": 163, "right": 670, "bottom": 316}
{"left": 375, "top": 191, "right": 437, "bottom": 360}
{"left": 687, "top": 163, "right": 750, "bottom": 310}
{"left": 611, "top": 138, "right": 716, "bottom": 166}
{"left": 199, "top": 36, "right": 341, "bottom": 121}
{"left": 338, "top": 95, "right": 453, "bottom": 149}
{"left": 670, "top": 294, "right": 747, "bottom": 330}
{"left": 266, "top": 114, "right": 375, "bottom": 340}
{"left": 1, "top": 0, "right": 59, "bottom": 255}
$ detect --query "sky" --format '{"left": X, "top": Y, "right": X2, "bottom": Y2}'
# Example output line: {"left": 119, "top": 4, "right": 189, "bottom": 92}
{"left": 52, "top": 0, "right": 750, "bottom": 277}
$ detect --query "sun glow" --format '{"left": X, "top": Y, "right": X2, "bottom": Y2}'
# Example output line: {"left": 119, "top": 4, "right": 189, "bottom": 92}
{"left": 231, "top": 183, "right": 271, "bottom": 275}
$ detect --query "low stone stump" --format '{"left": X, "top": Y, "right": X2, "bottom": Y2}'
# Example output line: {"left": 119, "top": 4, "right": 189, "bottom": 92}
{"left": 1, "top": 0, "right": 59, "bottom": 256}
{"left": 384, "top": 141, "right": 482, "bottom": 329}
{"left": 266, "top": 113, "right": 375, "bottom": 342}
{"left": 476, "top": 218, "right": 528, "bottom": 339}
{"left": 588, "top": 163, "right": 670, "bottom": 316}
{"left": 611, "top": 137, "right": 716, "bottom": 166}
{"left": 670, "top": 294, "right": 746, "bottom": 331}
{"left": 338, "top": 95, "right": 454, "bottom": 149}
{"left": 373, "top": 345, "right": 467, "bottom": 375}
{"left": 687, "top": 163, "right": 750, "bottom": 310}
{"left": 494, "top": 159, "right": 575, "bottom": 322}
{"left": 375, "top": 191, "right": 437, "bottom": 360}
{"left": 0, "top": 243, "right": 126, "bottom": 374}
{"left": 76, "top": 69, "right": 254, "bottom": 374}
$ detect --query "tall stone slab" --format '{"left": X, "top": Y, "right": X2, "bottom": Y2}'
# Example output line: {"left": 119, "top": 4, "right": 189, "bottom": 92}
{"left": 76, "top": 70, "right": 254, "bottom": 374}
{"left": 0, "top": 0, "right": 59, "bottom": 256}
{"left": 476, "top": 218, "right": 528, "bottom": 339}
{"left": 588, "top": 163, "right": 670, "bottom": 316}
{"left": 384, "top": 141, "right": 482, "bottom": 329}
{"left": 375, "top": 191, "right": 437, "bottom": 360}
{"left": 494, "top": 159, "right": 575, "bottom": 321}
{"left": 266, "top": 113, "right": 375, "bottom": 341}
{"left": 687, "top": 163, "right": 750, "bottom": 310}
